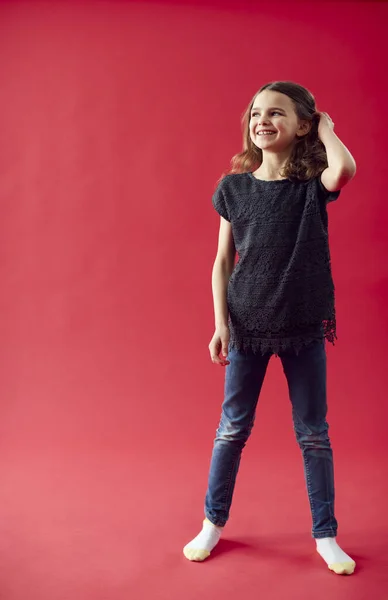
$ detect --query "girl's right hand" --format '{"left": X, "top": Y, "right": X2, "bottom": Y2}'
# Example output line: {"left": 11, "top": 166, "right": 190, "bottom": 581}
{"left": 209, "top": 326, "right": 230, "bottom": 367}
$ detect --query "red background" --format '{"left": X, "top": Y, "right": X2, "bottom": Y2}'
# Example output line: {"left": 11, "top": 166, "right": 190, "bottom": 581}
{"left": 0, "top": 1, "right": 387, "bottom": 598}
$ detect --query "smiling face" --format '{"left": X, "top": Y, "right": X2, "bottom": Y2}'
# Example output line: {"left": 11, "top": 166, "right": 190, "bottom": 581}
{"left": 249, "top": 90, "right": 310, "bottom": 151}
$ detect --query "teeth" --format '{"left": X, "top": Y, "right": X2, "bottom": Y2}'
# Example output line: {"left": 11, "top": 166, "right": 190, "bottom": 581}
{"left": 258, "top": 131, "right": 275, "bottom": 135}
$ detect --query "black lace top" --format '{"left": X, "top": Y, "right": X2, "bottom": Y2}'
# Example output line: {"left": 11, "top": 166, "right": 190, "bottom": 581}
{"left": 212, "top": 172, "right": 341, "bottom": 355}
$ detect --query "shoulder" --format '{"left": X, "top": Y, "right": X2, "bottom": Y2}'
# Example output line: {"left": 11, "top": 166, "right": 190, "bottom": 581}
{"left": 275, "top": 175, "right": 340, "bottom": 206}
{"left": 212, "top": 173, "right": 249, "bottom": 222}
{"left": 303, "top": 174, "right": 341, "bottom": 204}
{"left": 214, "top": 173, "right": 249, "bottom": 193}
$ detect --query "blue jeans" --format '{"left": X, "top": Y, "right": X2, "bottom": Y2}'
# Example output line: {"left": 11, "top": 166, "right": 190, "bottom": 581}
{"left": 205, "top": 339, "right": 338, "bottom": 538}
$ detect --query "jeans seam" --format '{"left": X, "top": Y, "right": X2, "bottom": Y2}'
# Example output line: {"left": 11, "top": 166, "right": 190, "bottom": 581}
{"left": 221, "top": 452, "right": 239, "bottom": 513}
{"left": 303, "top": 451, "right": 316, "bottom": 532}
{"left": 323, "top": 446, "right": 337, "bottom": 537}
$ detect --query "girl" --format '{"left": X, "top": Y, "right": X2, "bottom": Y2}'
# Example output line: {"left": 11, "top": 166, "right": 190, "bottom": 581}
{"left": 183, "top": 81, "right": 357, "bottom": 575}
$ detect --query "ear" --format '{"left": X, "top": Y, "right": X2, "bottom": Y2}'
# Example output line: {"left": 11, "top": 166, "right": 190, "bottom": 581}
{"left": 296, "top": 120, "right": 312, "bottom": 137}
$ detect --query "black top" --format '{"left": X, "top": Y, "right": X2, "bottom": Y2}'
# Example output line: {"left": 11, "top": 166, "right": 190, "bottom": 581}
{"left": 212, "top": 172, "right": 341, "bottom": 355}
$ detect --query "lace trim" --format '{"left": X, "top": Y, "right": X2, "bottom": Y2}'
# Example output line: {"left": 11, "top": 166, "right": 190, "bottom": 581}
{"left": 229, "top": 321, "right": 337, "bottom": 356}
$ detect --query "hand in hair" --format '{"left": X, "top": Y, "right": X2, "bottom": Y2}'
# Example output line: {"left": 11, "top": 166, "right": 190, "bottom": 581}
{"left": 316, "top": 111, "right": 335, "bottom": 139}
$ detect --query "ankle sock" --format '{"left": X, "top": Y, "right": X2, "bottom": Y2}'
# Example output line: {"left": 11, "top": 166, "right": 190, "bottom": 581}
{"left": 183, "top": 518, "right": 223, "bottom": 562}
{"left": 316, "top": 537, "right": 356, "bottom": 575}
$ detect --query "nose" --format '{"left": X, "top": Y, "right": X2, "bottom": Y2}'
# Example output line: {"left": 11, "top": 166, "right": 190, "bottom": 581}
{"left": 258, "top": 114, "right": 271, "bottom": 126}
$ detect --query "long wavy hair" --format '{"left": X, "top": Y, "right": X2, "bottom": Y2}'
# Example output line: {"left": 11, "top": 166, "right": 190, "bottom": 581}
{"left": 222, "top": 81, "right": 328, "bottom": 182}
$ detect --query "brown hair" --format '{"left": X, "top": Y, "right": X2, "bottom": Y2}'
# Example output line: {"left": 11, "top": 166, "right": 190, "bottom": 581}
{"left": 223, "top": 81, "right": 328, "bottom": 182}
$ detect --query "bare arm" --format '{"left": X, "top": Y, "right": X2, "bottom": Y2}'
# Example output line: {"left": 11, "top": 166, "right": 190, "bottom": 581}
{"left": 317, "top": 112, "right": 357, "bottom": 192}
{"left": 208, "top": 217, "right": 236, "bottom": 366}
{"left": 212, "top": 217, "right": 236, "bottom": 329}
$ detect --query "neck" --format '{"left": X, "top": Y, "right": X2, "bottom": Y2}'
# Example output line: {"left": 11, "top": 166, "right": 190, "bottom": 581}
{"left": 255, "top": 148, "right": 292, "bottom": 180}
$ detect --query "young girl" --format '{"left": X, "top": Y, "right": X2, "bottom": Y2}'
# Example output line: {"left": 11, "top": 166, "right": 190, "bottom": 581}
{"left": 183, "top": 81, "right": 357, "bottom": 575}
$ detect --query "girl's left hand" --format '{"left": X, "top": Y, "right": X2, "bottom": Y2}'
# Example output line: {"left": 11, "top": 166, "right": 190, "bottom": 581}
{"left": 316, "top": 111, "right": 335, "bottom": 138}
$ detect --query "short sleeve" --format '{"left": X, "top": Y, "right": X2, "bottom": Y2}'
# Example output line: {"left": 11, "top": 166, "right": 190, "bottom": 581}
{"left": 212, "top": 182, "right": 231, "bottom": 221}
{"left": 316, "top": 175, "right": 341, "bottom": 204}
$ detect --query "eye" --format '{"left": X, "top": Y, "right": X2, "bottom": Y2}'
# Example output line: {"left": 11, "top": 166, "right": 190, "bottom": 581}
{"left": 251, "top": 111, "right": 283, "bottom": 117}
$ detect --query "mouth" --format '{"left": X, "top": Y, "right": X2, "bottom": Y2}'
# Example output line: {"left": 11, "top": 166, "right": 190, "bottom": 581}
{"left": 256, "top": 130, "right": 277, "bottom": 136}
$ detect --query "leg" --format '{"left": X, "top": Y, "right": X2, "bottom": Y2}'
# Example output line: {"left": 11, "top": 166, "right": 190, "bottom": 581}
{"left": 281, "top": 340, "right": 355, "bottom": 575}
{"left": 281, "top": 340, "right": 337, "bottom": 539}
{"left": 183, "top": 347, "right": 270, "bottom": 562}
{"left": 205, "top": 347, "right": 271, "bottom": 527}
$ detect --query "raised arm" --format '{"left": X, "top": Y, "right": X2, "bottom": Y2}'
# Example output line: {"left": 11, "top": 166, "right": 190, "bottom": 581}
{"left": 317, "top": 112, "right": 357, "bottom": 192}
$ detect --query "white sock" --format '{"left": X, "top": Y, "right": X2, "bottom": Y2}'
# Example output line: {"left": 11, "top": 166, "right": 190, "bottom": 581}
{"left": 183, "top": 518, "right": 223, "bottom": 561}
{"left": 316, "top": 537, "right": 356, "bottom": 575}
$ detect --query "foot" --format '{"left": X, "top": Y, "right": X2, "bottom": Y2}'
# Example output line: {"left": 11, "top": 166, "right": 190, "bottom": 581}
{"left": 316, "top": 537, "right": 356, "bottom": 575}
{"left": 183, "top": 518, "right": 223, "bottom": 561}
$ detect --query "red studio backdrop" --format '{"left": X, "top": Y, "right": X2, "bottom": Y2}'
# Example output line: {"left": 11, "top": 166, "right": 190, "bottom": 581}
{"left": 0, "top": 1, "right": 387, "bottom": 599}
